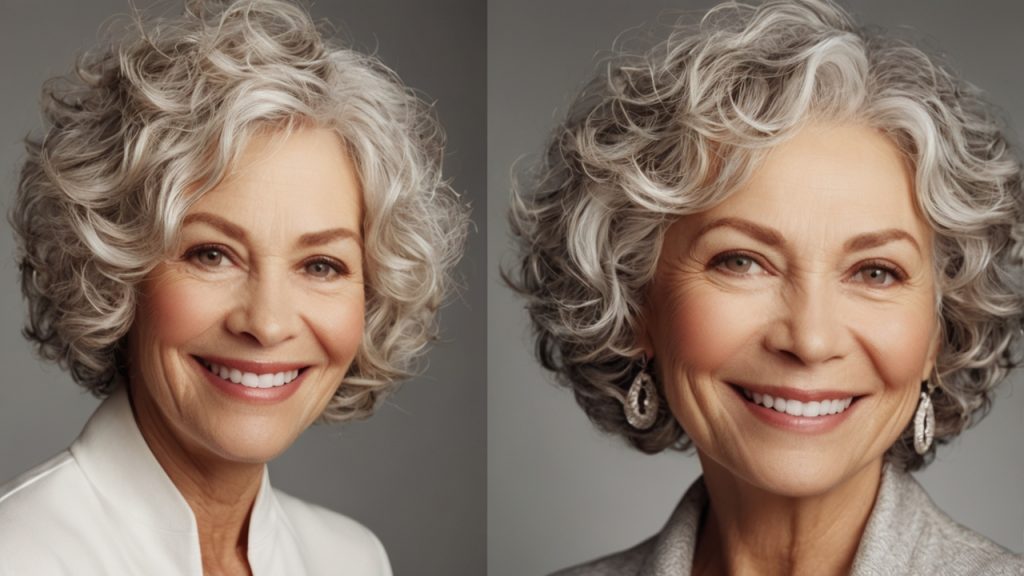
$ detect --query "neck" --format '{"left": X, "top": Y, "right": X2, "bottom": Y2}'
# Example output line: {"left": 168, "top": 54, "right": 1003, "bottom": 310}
{"left": 128, "top": 382, "right": 261, "bottom": 575}
{"left": 693, "top": 454, "right": 882, "bottom": 576}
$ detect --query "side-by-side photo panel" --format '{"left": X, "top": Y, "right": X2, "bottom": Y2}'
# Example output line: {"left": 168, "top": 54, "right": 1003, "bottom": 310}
{"left": 489, "top": 1, "right": 1024, "bottom": 574}
{"left": 0, "top": 1, "right": 484, "bottom": 575}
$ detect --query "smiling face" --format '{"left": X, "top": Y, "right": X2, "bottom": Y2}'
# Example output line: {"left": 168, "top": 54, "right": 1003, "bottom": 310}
{"left": 128, "top": 127, "right": 365, "bottom": 465}
{"left": 645, "top": 123, "right": 940, "bottom": 497}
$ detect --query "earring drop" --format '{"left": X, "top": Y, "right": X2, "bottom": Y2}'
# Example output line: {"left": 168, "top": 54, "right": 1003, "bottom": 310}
{"left": 913, "top": 381, "right": 935, "bottom": 455}
{"left": 624, "top": 357, "right": 658, "bottom": 430}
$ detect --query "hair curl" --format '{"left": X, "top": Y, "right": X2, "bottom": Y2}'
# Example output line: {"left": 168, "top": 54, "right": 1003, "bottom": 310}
{"left": 13, "top": 0, "right": 468, "bottom": 422}
{"left": 508, "top": 0, "right": 1023, "bottom": 470}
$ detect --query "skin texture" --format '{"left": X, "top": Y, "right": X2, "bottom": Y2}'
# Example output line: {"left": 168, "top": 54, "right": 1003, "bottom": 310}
{"left": 642, "top": 124, "right": 940, "bottom": 576}
{"left": 127, "top": 127, "right": 365, "bottom": 574}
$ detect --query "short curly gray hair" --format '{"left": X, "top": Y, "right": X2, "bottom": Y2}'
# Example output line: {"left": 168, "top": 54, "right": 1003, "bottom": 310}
{"left": 13, "top": 0, "right": 468, "bottom": 422}
{"left": 509, "top": 0, "right": 1024, "bottom": 470}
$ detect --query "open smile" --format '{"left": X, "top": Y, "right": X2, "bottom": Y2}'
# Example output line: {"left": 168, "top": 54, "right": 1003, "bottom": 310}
{"left": 193, "top": 355, "right": 310, "bottom": 389}
{"left": 200, "top": 360, "right": 302, "bottom": 389}
{"left": 729, "top": 382, "right": 865, "bottom": 431}
{"left": 739, "top": 387, "right": 854, "bottom": 417}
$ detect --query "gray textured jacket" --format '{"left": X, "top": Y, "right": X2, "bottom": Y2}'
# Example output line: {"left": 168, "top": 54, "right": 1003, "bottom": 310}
{"left": 553, "top": 465, "right": 1024, "bottom": 575}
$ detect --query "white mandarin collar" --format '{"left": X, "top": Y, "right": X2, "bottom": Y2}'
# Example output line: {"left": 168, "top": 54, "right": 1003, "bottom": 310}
{"left": 68, "top": 386, "right": 279, "bottom": 549}
{"left": 1, "top": 387, "right": 388, "bottom": 575}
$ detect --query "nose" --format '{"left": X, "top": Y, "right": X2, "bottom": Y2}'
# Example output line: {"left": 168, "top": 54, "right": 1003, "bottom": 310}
{"left": 764, "top": 279, "right": 845, "bottom": 366}
{"left": 225, "top": 269, "right": 298, "bottom": 347}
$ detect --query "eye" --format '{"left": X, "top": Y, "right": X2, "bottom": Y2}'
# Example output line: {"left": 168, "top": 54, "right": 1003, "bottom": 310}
{"left": 185, "top": 245, "right": 232, "bottom": 269}
{"left": 304, "top": 257, "right": 348, "bottom": 279}
{"left": 851, "top": 262, "right": 904, "bottom": 287}
{"left": 711, "top": 252, "right": 766, "bottom": 276}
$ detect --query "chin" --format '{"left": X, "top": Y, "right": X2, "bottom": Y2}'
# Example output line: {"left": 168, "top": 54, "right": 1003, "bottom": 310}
{"left": 197, "top": 417, "right": 299, "bottom": 465}
{"left": 709, "top": 447, "right": 872, "bottom": 500}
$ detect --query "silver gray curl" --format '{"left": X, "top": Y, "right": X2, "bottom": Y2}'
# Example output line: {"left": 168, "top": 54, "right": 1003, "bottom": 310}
{"left": 12, "top": 0, "right": 469, "bottom": 422}
{"left": 508, "top": 0, "right": 1023, "bottom": 470}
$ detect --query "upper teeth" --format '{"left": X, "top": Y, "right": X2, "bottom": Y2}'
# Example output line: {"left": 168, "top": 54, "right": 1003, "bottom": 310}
{"left": 742, "top": 388, "right": 853, "bottom": 417}
{"left": 203, "top": 360, "right": 301, "bottom": 388}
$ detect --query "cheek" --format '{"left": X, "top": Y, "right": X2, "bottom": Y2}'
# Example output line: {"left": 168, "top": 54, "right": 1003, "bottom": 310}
{"left": 304, "top": 292, "right": 365, "bottom": 367}
{"left": 654, "top": 282, "right": 764, "bottom": 374}
{"left": 852, "top": 301, "right": 936, "bottom": 389}
{"left": 140, "top": 274, "right": 226, "bottom": 347}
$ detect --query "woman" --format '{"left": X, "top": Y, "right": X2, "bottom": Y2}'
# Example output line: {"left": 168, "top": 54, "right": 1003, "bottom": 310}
{"left": 508, "top": 0, "right": 1024, "bottom": 574}
{"left": 0, "top": 1, "right": 468, "bottom": 574}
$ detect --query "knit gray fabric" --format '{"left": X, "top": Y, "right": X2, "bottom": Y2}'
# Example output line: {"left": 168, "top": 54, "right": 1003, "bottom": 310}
{"left": 553, "top": 465, "right": 1024, "bottom": 575}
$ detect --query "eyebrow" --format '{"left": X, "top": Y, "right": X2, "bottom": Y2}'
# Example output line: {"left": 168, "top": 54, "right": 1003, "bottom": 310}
{"left": 182, "top": 212, "right": 362, "bottom": 248}
{"left": 696, "top": 217, "right": 783, "bottom": 247}
{"left": 695, "top": 217, "right": 921, "bottom": 254}
{"left": 843, "top": 229, "right": 921, "bottom": 254}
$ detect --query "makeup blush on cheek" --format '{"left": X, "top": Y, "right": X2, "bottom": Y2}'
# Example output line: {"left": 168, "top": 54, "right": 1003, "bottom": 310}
{"left": 307, "top": 294, "right": 365, "bottom": 369}
{"left": 140, "top": 271, "right": 227, "bottom": 345}
{"left": 853, "top": 303, "right": 938, "bottom": 390}
{"left": 661, "top": 286, "right": 769, "bottom": 373}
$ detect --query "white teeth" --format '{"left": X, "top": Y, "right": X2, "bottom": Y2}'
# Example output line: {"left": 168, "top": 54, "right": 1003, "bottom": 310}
{"left": 742, "top": 387, "right": 854, "bottom": 417}
{"left": 202, "top": 360, "right": 302, "bottom": 389}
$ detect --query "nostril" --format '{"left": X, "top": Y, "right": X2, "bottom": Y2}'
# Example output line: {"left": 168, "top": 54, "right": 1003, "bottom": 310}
{"left": 780, "top": 349, "right": 803, "bottom": 365}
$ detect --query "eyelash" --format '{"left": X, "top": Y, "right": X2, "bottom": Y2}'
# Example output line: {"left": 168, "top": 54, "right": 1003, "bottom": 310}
{"left": 709, "top": 251, "right": 769, "bottom": 276}
{"left": 854, "top": 259, "right": 907, "bottom": 286}
{"left": 182, "top": 244, "right": 350, "bottom": 280}
{"left": 184, "top": 244, "right": 233, "bottom": 268}
{"left": 302, "top": 257, "right": 349, "bottom": 279}
{"left": 709, "top": 251, "right": 907, "bottom": 286}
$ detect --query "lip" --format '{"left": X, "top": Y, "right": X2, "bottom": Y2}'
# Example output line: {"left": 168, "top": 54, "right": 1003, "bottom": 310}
{"left": 191, "top": 355, "right": 308, "bottom": 404}
{"left": 728, "top": 382, "right": 862, "bottom": 433}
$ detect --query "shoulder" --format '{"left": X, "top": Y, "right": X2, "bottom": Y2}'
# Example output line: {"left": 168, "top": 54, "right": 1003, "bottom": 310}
{"left": 273, "top": 489, "right": 391, "bottom": 575}
{"left": 856, "top": 467, "right": 1024, "bottom": 575}
{"left": 0, "top": 450, "right": 87, "bottom": 531}
{"left": 549, "top": 538, "right": 655, "bottom": 576}
{"left": 0, "top": 451, "right": 99, "bottom": 573}
{"left": 908, "top": 490, "right": 1024, "bottom": 574}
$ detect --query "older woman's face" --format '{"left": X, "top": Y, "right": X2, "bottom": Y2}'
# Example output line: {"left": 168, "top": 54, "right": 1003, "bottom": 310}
{"left": 128, "top": 127, "right": 365, "bottom": 465}
{"left": 646, "top": 123, "right": 939, "bottom": 497}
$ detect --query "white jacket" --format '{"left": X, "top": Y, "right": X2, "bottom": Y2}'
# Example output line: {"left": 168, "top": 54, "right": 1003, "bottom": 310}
{"left": 0, "top": 388, "right": 391, "bottom": 575}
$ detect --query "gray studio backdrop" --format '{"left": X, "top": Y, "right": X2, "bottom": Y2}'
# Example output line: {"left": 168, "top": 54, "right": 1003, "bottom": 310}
{"left": 488, "top": 1, "right": 1024, "bottom": 574}
{"left": 0, "top": 1, "right": 484, "bottom": 575}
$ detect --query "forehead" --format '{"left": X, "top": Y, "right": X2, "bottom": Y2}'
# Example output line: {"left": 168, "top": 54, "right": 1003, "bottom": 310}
{"left": 695, "top": 123, "right": 931, "bottom": 247}
{"left": 188, "top": 127, "right": 362, "bottom": 236}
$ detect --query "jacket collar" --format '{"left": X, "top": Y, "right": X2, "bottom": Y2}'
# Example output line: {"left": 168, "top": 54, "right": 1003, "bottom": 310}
{"left": 68, "top": 386, "right": 279, "bottom": 544}
{"left": 637, "top": 464, "right": 922, "bottom": 575}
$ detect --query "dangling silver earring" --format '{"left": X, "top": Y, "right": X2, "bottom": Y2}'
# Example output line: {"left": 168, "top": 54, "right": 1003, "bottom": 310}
{"left": 625, "top": 356, "right": 658, "bottom": 430}
{"left": 913, "top": 380, "right": 936, "bottom": 455}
